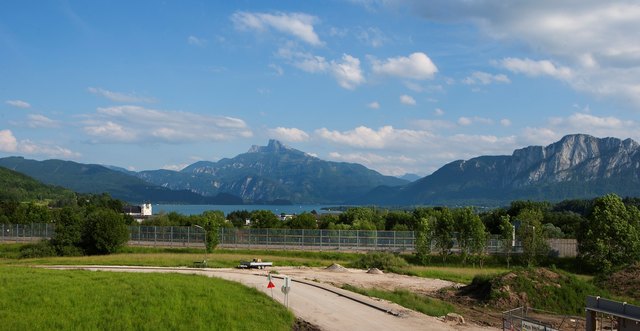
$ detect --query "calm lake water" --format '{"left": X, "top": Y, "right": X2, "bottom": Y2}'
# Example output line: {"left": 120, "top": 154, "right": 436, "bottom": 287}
{"left": 153, "top": 204, "right": 343, "bottom": 216}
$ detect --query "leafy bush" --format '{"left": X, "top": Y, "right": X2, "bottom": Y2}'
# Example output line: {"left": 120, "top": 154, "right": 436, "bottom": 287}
{"left": 19, "top": 240, "right": 57, "bottom": 258}
{"left": 82, "top": 209, "right": 129, "bottom": 254}
{"left": 349, "top": 252, "right": 408, "bottom": 271}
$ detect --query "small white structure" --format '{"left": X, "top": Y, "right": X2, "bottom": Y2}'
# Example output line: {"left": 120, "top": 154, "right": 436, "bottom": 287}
{"left": 123, "top": 202, "right": 153, "bottom": 222}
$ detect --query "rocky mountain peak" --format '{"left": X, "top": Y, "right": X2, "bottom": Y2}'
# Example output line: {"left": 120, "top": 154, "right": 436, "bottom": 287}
{"left": 247, "top": 140, "right": 290, "bottom": 153}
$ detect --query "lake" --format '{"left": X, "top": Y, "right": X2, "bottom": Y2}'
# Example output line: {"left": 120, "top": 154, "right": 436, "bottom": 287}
{"left": 153, "top": 204, "right": 344, "bottom": 216}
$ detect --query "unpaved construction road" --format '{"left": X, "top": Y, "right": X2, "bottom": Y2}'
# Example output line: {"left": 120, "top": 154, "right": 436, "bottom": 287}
{"left": 44, "top": 265, "right": 498, "bottom": 331}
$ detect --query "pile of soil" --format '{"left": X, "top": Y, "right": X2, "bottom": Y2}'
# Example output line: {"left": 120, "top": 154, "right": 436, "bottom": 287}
{"left": 367, "top": 268, "right": 383, "bottom": 274}
{"left": 324, "top": 263, "right": 349, "bottom": 272}
{"left": 600, "top": 262, "right": 640, "bottom": 299}
{"left": 454, "top": 268, "right": 585, "bottom": 314}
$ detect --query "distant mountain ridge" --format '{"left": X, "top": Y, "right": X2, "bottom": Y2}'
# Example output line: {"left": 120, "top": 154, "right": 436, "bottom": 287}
{"left": 136, "top": 139, "right": 408, "bottom": 203}
{"left": 0, "top": 157, "right": 242, "bottom": 204}
{"left": 356, "top": 134, "right": 640, "bottom": 206}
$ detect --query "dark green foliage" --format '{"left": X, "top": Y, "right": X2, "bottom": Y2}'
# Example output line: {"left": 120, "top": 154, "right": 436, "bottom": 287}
{"left": 250, "top": 210, "right": 280, "bottom": 228}
{"left": 227, "top": 210, "right": 251, "bottom": 227}
{"left": 50, "top": 207, "right": 85, "bottom": 255}
{"left": 18, "top": 240, "right": 57, "bottom": 258}
{"left": 0, "top": 166, "right": 74, "bottom": 202}
{"left": 0, "top": 157, "right": 238, "bottom": 204}
{"left": 464, "top": 268, "right": 608, "bottom": 315}
{"left": 82, "top": 209, "right": 130, "bottom": 254}
{"left": 578, "top": 194, "right": 640, "bottom": 273}
{"left": 349, "top": 251, "right": 408, "bottom": 271}
{"left": 286, "top": 212, "right": 317, "bottom": 229}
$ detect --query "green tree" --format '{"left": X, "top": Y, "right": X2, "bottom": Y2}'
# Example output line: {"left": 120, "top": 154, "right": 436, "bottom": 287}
{"left": 498, "top": 215, "right": 514, "bottom": 268}
{"left": 50, "top": 207, "right": 85, "bottom": 256}
{"left": 287, "top": 212, "right": 317, "bottom": 229}
{"left": 82, "top": 208, "right": 129, "bottom": 255}
{"left": 414, "top": 217, "right": 433, "bottom": 264}
{"left": 432, "top": 208, "right": 455, "bottom": 261}
{"left": 516, "top": 208, "right": 547, "bottom": 267}
{"left": 453, "top": 208, "right": 486, "bottom": 264}
{"left": 578, "top": 194, "right": 640, "bottom": 273}
{"left": 199, "top": 210, "right": 229, "bottom": 251}
{"left": 250, "top": 210, "right": 280, "bottom": 228}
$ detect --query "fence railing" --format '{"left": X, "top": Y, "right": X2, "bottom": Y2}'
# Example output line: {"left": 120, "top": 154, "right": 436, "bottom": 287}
{"left": 0, "top": 223, "right": 577, "bottom": 256}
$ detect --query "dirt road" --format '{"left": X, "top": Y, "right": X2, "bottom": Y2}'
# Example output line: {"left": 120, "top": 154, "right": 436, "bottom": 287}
{"left": 44, "top": 266, "right": 498, "bottom": 331}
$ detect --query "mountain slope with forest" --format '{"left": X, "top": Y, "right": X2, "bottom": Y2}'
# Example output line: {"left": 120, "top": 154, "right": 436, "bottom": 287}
{"left": 0, "top": 157, "right": 242, "bottom": 204}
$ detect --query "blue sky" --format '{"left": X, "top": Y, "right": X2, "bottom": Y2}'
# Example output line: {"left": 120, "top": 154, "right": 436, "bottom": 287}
{"left": 1, "top": 0, "right": 639, "bottom": 176}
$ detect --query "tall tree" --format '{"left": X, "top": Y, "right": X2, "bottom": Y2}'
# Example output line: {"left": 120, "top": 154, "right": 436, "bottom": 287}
{"left": 453, "top": 208, "right": 486, "bottom": 264}
{"left": 578, "top": 194, "right": 640, "bottom": 273}
{"left": 433, "top": 208, "right": 455, "bottom": 261}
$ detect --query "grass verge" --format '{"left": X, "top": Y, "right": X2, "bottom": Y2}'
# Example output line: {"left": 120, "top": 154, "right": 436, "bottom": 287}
{"left": 0, "top": 266, "right": 294, "bottom": 331}
{"left": 342, "top": 284, "right": 456, "bottom": 317}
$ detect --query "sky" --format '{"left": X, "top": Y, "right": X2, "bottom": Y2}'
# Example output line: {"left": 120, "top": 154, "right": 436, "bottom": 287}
{"left": 1, "top": 0, "right": 640, "bottom": 177}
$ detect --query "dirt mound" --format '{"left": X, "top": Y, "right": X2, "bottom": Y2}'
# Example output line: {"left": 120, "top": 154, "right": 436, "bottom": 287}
{"left": 601, "top": 262, "right": 640, "bottom": 299}
{"left": 367, "top": 268, "right": 383, "bottom": 274}
{"left": 325, "top": 263, "right": 349, "bottom": 272}
{"left": 455, "top": 268, "right": 595, "bottom": 315}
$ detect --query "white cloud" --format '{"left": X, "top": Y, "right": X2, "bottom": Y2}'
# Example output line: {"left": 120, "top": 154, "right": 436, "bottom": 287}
{"left": 434, "top": 108, "right": 445, "bottom": 116}
{"left": 412, "top": 119, "right": 455, "bottom": 131}
{"left": 187, "top": 35, "right": 207, "bottom": 46}
{"left": 368, "top": 101, "right": 380, "bottom": 109}
{"left": 0, "top": 129, "right": 78, "bottom": 157}
{"left": 88, "top": 87, "right": 156, "bottom": 103}
{"left": 277, "top": 47, "right": 364, "bottom": 89}
{"left": 268, "top": 127, "right": 310, "bottom": 142}
{"left": 521, "top": 112, "right": 639, "bottom": 146}
{"left": 27, "top": 114, "right": 60, "bottom": 128}
{"left": 463, "top": 71, "right": 511, "bottom": 85}
{"left": 371, "top": 52, "right": 438, "bottom": 80}
{"left": 457, "top": 117, "right": 472, "bottom": 126}
{"left": 458, "top": 116, "right": 494, "bottom": 126}
{"left": 5, "top": 100, "right": 31, "bottom": 109}
{"left": 500, "top": 119, "right": 512, "bottom": 127}
{"left": 500, "top": 58, "right": 572, "bottom": 81}
{"left": 0, "top": 130, "right": 17, "bottom": 152}
{"left": 316, "top": 125, "right": 433, "bottom": 149}
{"left": 400, "top": 94, "right": 416, "bottom": 106}
{"left": 231, "top": 11, "right": 323, "bottom": 46}
{"left": 392, "top": 1, "right": 640, "bottom": 108}
{"left": 82, "top": 105, "right": 252, "bottom": 143}
{"left": 356, "top": 27, "right": 387, "bottom": 47}
{"left": 331, "top": 54, "right": 365, "bottom": 89}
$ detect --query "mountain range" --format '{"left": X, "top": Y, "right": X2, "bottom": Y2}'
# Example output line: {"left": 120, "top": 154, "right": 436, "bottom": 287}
{"left": 134, "top": 139, "right": 407, "bottom": 203}
{"left": 1, "top": 134, "right": 638, "bottom": 206}
{"left": 356, "top": 134, "right": 640, "bottom": 206}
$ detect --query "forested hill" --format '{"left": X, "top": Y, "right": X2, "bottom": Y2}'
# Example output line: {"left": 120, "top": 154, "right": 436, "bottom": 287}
{"left": 0, "top": 166, "right": 74, "bottom": 202}
{"left": 0, "top": 157, "right": 242, "bottom": 204}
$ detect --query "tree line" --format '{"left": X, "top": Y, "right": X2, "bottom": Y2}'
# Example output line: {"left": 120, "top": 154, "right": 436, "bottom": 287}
{"left": 2, "top": 192, "right": 639, "bottom": 274}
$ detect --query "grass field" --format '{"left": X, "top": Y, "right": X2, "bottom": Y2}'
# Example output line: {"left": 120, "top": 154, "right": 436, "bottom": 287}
{"left": 341, "top": 284, "right": 456, "bottom": 317}
{"left": 0, "top": 266, "right": 294, "bottom": 331}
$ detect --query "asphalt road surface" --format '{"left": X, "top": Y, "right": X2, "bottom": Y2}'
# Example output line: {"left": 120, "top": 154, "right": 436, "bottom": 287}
{"left": 44, "top": 266, "right": 498, "bottom": 331}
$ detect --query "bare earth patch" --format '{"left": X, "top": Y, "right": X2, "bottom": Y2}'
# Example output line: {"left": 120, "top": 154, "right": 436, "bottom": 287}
{"left": 271, "top": 266, "right": 458, "bottom": 295}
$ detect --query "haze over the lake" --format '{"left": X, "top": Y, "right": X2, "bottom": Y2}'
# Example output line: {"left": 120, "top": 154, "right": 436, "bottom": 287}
{"left": 2, "top": 1, "right": 639, "bottom": 177}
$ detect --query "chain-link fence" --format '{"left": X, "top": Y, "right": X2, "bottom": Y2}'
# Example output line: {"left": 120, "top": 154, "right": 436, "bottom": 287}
{"left": 0, "top": 223, "right": 577, "bottom": 255}
{"left": 218, "top": 228, "right": 415, "bottom": 251}
{"left": 1, "top": 223, "right": 55, "bottom": 243}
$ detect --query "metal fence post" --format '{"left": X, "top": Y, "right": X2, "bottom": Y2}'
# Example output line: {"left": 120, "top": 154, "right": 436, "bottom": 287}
{"left": 154, "top": 226, "right": 157, "bottom": 247}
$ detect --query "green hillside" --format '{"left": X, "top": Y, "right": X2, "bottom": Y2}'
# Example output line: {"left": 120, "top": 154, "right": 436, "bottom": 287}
{"left": 0, "top": 166, "right": 74, "bottom": 202}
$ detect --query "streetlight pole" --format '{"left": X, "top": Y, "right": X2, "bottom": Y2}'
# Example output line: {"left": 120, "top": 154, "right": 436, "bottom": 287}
{"left": 193, "top": 225, "right": 207, "bottom": 263}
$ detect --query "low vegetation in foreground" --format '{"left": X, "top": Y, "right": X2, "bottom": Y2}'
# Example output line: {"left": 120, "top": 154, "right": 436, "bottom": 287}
{"left": 0, "top": 266, "right": 294, "bottom": 331}
{"left": 455, "top": 267, "right": 615, "bottom": 315}
{"left": 342, "top": 284, "right": 456, "bottom": 317}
